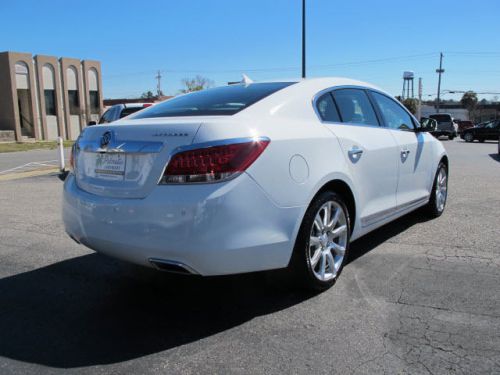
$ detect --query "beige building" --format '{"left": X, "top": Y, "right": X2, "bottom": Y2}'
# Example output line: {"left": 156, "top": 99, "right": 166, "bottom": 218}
{"left": 0, "top": 51, "right": 103, "bottom": 141}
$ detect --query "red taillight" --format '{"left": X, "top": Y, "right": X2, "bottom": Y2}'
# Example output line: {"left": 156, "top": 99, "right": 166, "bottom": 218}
{"left": 161, "top": 138, "right": 270, "bottom": 184}
{"left": 143, "top": 103, "right": 153, "bottom": 108}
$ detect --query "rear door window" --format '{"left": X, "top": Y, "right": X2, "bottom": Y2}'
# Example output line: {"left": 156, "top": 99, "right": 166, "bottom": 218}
{"left": 316, "top": 93, "right": 341, "bottom": 122}
{"left": 332, "top": 89, "right": 379, "bottom": 126}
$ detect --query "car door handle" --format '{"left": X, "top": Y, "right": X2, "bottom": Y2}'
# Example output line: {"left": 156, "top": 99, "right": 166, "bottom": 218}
{"left": 348, "top": 146, "right": 363, "bottom": 160}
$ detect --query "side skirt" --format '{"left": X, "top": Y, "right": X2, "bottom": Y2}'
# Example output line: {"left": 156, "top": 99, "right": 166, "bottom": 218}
{"left": 359, "top": 196, "right": 429, "bottom": 229}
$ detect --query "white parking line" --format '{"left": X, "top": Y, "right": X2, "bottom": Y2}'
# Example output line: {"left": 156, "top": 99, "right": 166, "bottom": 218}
{"left": 0, "top": 160, "right": 60, "bottom": 175}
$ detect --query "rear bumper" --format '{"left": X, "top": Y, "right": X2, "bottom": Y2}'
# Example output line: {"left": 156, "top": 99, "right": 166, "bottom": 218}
{"left": 63, "top": 173, "right": 303, "bottom": 276}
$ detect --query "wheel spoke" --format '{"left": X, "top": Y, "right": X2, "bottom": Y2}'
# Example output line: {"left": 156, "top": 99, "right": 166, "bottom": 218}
{"left": 331, "top": 242, "right": 346, "bottom": 256}
{"left": 323, "top": 203, "right": 331, "bottom": 227}
{"left": 314, "top": 215, "right": 324, "bottom": 232}
{"left": 310, "top": 236, "right": 320, "bottom": 247}
{"left": 330, "top": 224, "right": 347, "bottom": 239}
{"left": 311, "top": 248, "right": 322, "bottom": 268}
{"left": 327, "top": 207, "right": 340, "bottom": 230}
{"left": 326, "top": 250, "right": 335, "bottom": 273}
{"left": 319, "top": 252, "right": 326, "bottom": 279}
{"left": 441, "top": 176, "right": 447, "bottom": 187}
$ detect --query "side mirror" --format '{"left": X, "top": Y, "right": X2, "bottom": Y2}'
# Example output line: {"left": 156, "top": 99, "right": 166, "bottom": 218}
{"left": 88, "top": 121, "right": 97, "bottom": 126}
{"left": 418, "top": 118, "right": 436, "bottom": 132}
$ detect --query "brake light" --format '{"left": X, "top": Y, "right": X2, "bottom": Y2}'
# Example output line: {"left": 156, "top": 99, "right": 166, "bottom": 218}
{"left": 161, "top": 138, "right": 270, "bottom": 184}
{"left": 143, "top": 103, "right": 153, "bottom": 108}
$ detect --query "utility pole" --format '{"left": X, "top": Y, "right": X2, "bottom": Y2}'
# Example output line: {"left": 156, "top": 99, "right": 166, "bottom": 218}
{"left": 436, "top": 52, "right": 444, "bottom": 113}
{"left": 302, "top": 0, "right": 306, "bottom": 79}
{"left": 417, "top": 77, "right": 422, "bottom": 121}
{"left": 155, "top": 70, "right": 162, "bottom": 98}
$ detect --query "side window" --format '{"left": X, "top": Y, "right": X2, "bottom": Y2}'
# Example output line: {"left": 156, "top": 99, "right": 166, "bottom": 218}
{"left": 316, "top": 93, "right": 340, "bottom": 122}
{"left": 99, "top": 109, "right": 113, "bottom": 124}
{"left": 99, "top": 110, "right": 109, "bottom": 124}
{"left": 332, "top": 89, "right": 379, "bottom": 126}
{"left": 370, "top": 92, "right": 414, "bottom": 130}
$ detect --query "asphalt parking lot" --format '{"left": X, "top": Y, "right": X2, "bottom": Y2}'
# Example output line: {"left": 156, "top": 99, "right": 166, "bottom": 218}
{"left": 0, "top": 140, "right": 498, "bottom": 374}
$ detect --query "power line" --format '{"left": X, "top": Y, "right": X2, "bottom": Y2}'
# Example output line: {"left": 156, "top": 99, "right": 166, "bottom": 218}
{"left": 101, "top": 52, "right": 440, "bottom": 78}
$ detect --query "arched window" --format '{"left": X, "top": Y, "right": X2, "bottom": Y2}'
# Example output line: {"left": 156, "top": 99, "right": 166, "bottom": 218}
{"left": 66, "top": 66, "right": 79, "bottom": 115}
{"left": 42, "top": 64, "right": 56, "bottom": 116}
{"left": 88, "top": 68, "right": 100, "bottom": 114}
{"left": 15, "top": 61, "right": 35, "bottom": 137}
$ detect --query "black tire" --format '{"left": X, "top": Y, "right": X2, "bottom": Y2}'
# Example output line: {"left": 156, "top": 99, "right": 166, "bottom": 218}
{"left": 478, "top": 138, "right": 485, "bottom": 143}
{"left": 448, "top": 135, "right": 454, "bottom": 140}
{"left": 464, "top": 133, "right": 474, "bottom": 142}
{"left": 424, "top": 162, "right": 448, "bottom": 218}
{"left": 289, "top": 191, "right": 351, "bottom": 291}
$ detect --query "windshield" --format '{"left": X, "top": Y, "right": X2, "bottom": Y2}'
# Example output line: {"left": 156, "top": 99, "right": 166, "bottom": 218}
{"left": 131, "top": 82, "right": 295, "bottom": 118}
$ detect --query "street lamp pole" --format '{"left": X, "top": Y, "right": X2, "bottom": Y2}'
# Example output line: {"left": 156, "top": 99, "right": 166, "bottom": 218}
{"left": 302, "top": 0, "right": 306, "bottom": 79}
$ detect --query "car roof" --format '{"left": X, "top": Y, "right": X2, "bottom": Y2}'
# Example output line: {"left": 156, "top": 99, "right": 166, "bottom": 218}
{"left": 258, "top": 77, "right": 383, "bottom": 91}
{"left": 123, "top": 103, "right": 153, "bottom": 108}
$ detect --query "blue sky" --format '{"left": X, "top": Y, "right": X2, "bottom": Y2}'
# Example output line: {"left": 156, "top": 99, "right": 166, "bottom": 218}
{"left": 1, "top": 0, "right": 499, "bottom": 100}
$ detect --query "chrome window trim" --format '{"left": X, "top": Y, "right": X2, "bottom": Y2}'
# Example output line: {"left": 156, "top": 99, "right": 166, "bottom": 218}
{"left": 157, "top": 136, "right": 271, "bottom": 185}
{"left": 312, "top": 85, "right": 419, "bottom": 132}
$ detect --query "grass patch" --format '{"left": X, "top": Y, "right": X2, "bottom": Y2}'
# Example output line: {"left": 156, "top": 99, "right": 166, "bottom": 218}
{"left": 0, "top": 141, "right": 74, "bottom": 153}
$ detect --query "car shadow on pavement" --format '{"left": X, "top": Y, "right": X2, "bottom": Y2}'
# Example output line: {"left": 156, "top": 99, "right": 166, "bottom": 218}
{"left": 0, "top": 210, "right": 431, "bottom": 368}
{"left": 488, "top": 153, "right": 500, "bottom": 162}
{"left": 0, "top": 254, "right": 315, "bottom": 368}
{"left": 347, "top": 209, "right": 432, "bottom": 265}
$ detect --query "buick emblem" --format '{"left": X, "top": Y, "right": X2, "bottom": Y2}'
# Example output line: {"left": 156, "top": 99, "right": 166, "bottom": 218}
{"left": 100, "top": 131, "right": 112, "bottom": 147}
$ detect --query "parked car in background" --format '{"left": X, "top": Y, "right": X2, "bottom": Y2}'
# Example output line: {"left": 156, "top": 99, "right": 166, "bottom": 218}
{"left": 89, "top": 103, "right": 154, "bottom": 125}
{"left": 475, "top": 120, "right": 492, "bottom": 128}
{"left": 461, "top": 119, "right": 500, "bottom": 142}
{"left": 429, "top": 113, "right": 457, "bottom": 140}
{"left": 456, "top": 120, "right": 474, "bottom": 134}
{"left": 63, "top": 78, "right": 448, "bottom": 291}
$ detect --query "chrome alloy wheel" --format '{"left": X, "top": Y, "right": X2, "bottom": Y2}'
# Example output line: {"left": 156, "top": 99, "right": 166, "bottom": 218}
{"left": 308, "top": 201, "right": 348, "bottom": 282}
{"left": 435, "top": 166, "right": 448, "bottom": 212}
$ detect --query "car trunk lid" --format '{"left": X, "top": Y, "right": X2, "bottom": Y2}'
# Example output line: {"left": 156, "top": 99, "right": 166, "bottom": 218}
{"left": 74, "top": 119, "right": 201, "bottom": 198}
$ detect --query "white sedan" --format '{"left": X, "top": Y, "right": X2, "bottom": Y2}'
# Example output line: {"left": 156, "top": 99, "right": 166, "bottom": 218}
{"left": 63, "top": 78, "right": 448, "bottom": 290}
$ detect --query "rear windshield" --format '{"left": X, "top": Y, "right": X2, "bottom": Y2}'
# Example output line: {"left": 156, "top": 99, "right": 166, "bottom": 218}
{"left": 131, "top": 82, "right": 295, "bottom": 118}
{"left": 429, "top": 114, "right": 452, "bottom": 123}
{"left": 120, "top": 106, "right": 145, "bottom": 118}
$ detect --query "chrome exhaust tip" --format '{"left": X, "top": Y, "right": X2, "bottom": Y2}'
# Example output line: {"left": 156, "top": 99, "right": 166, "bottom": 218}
{"left": 148, "top": 258, "right": 198, "bottom": 275}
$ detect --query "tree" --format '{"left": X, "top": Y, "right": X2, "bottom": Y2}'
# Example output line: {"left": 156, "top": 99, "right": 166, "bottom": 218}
{"left": 402, "top": 98, "right": 418, "bottom": 115}
{"left": 141, "top": 91, "right": 155, "bottom": 99}
{"left": 460, "top": 91, "right": 478, "bottom": 120}
{"left": 180, "top": 75, "right": 214, "bottom": 93}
